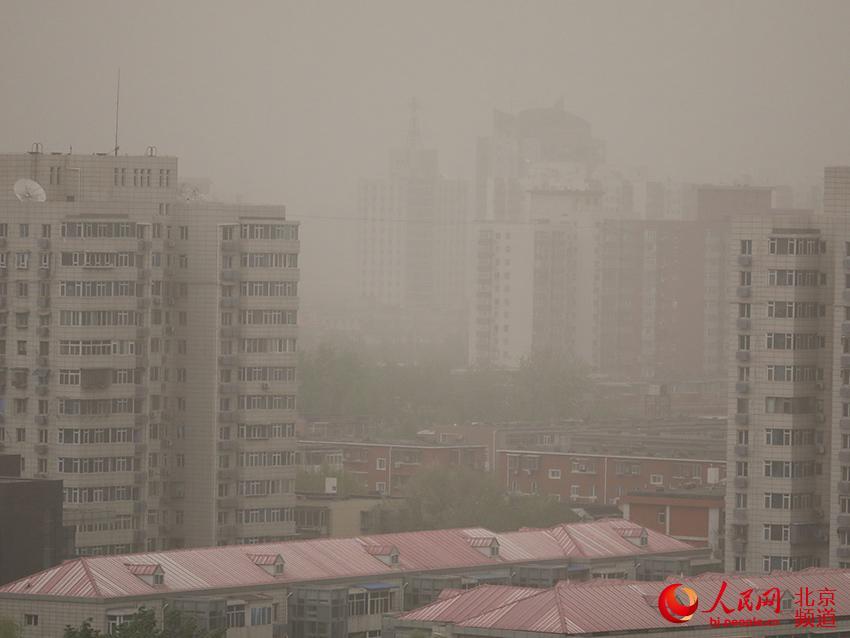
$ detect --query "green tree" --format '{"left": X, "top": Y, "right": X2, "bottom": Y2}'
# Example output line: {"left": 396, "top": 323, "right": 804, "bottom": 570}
{"left": 389, "top": 466, "right": 578, "bottom": 533}
{"left": 64, "top": 608, "right": 224, "bottom": 638}
{"left": 63, "top": 619, "right": 103, "bottom": 638}
{"left": 0, "top": 616, "right": 21, "bottom": 638}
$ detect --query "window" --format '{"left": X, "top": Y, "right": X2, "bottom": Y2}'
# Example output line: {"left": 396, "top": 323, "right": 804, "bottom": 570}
{"left": 375, "top": 482, "right": 386, "bottom": 494}
{"left": 24, "top": 614, "right": 38, "bottom": 626}
{"left": 226, "top": 604, "right": 245, "bottom": 628}
{"left": 548, "top": 468, "right": 561, "bottom": 479}
{"left": 376, "top": 457, "right": 386, "bottom": 470}
{"left": 740, "top": 239, "right": 752, "bottom": 255}
{"left": 650, "top": 474, "right": 663, "bottom": 485}
{"left": 657, "top": 511, "right": 666, "bottom": 524}
{"left": 250, "top": 607, "right": 272, "bottom": 625}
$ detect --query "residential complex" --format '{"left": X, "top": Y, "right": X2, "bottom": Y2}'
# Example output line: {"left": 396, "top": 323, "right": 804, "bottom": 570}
{"left": 726, "top": 167, "right": 850, "bottom": 572}
{"left": 0, "top": 148, "right": 299, "bottom": 556}
{"left": 386, "top": 569, "right": 850, "bottom": 637}
{"left": 0, "top": 519, "right": 712, "bottom": 637}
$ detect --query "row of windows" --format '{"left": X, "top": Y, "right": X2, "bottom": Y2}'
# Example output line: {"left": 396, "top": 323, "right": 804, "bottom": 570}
{"left": 763, "top": 428, "right": 820, "bottom": 446}
{"left": 59, "top": 340, "right": 140, "bottom": 355}
{"left": 239, "top": 281, "right": 298, "bottom": 297}
{"left": 58, "top": 398, "right": 141, "bottom": 415}
{"left": 240, "top": 253, "right": 298, "bottom": 268}
{"left": 57, "top": 428, "right": 136, "bottom": 444}
{"left": 237, "top": 451, "right": 297, "bottom": 467}
{"left": 60, "top": 251, "right": 138, "bottom": 267}
{"left": 766, "top": 301, "right": 826, "bottom": 318}
{"left": 58, "top": 368, "right": 141, "bottom": 384}
{"left": 237, "top": 479, "right": 289, "bottom": 496}
{"left": 238, "top": 338, "right": 297, "bottom": 353}
{"left": 766, "top": 269, "right": 826, "bottom": 286}
{"left": 765, "top": 365, "right": 823, "bottom": 382}
{"left": 63, "top": 486, "right": 139, "bottom": 503}
{"left": 239, "top": 310, "right": 297, "bottom": 325}
{"left": 59, "top": 281, "right": 140, "bottom": 297}
{"left": 59, "top": 310, "right": 143, "bottom": 328}
{"left": 234, "top": 423, "right": 296, "bottom": 439}
{"left": 237, "top": 367, "right": 296, "bottom": 382}
{"left": 57, "top": 456, "right": 138, "bottom": 473}
{"left": 236, "top": 395, "right": 296, "bottom": 410}
{"left": 236, "top": 224, "right": 298, "bottom": 241}
{"left": 235, "top": 507, "right": 294, "bottom": 524}
{"left": 765, "top": 333, "right": 825, "bottom": 350}
{"left": 61, "top": 222, "right": 139, "bottom": 238}
{"left": 763, "top": 492, "right": 819, "bottom": 510}
{"left": 768, "top": 238, "right": 826, "bottom": 255}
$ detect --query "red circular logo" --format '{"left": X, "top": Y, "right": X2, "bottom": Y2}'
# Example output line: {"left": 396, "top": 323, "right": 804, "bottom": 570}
{"left": 658, "top": 583, "right": 699, "bottom": 623}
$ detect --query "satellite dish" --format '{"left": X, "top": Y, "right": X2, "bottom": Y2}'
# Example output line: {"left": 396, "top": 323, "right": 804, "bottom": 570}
{"left": 13, "top": 179, "right": 47, "bottom": 202}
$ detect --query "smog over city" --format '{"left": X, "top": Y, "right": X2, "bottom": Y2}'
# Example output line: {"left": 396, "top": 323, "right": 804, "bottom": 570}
{"left": 1, "top": 1, "right": 850, "bottom": 636}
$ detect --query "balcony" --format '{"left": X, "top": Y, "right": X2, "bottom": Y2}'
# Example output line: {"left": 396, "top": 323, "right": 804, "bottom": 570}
{"left": 38, "top": 238, "right": 50, "bottom": 250}
{"left": 34, "top": 415, "right": 47, "bottom": 426}
{"left": 134, "top": 443, "right": 147, "bottom": 456}
{"left": 838, "top": 547, "right": 850, "bottom": 559}
{"left": 35, "top": 385, "right": 48, "bottom": 396}
{"left": 733, "top": 509, "right": 747, "bottom": 523}
{"left": 134, "top": 472, "right": 146, "bottom": 484}
{"left": 218, "top": 355, "right": 238, "bottom": 367}
{"left": 219, "top": 383, "right": 238, "bottom": 395}
{"left": 843, "top": 289, "right": 850, "bottom": 304}
{"left": 737, "top": 286, "right": 751, "bottom": 298}
{"left": 736, "top": 318, "right": 751, "bottom": 330}
{"left": 735, "top": 413, "right": 749, "bottom": 425}
{"left": 838, "top": 514, "right": 850, "bottom": 529}
{"left": 38, "top": 326, "right": 49, "bottom": 337}
{"left": 735, "top": 350, "right": 750, "bottom": 362}
{"left": 733, "top": 477, "right": 748, "bottom": 489}
{"left": 133, "top": 501, "right": 146, "bottom": 514}
{"left": 138, "top": 239, "right": 151, "bottom": 252}
{"left": 735, "top": 382, "right": 750, "bottom": 394}
{"left": 842, "top": 322, "right": 850, "bottom": 337}
{"left": 134, "top": 414, "right": 148, "bottom": 426}
{"left": 37, "top": 296, "right": 50, "bottom": 309}
{"left": 220, "top": 270, "right": 240, "bottom": 282}
{"left": 737, "top": 254, "right": 752, "bottom": 267}
{"left": 842, "top": 385, "right": 850, "bottom": 399}
{"left": 842, "top": 419, "right": 850, "bottom": 431}
{"left": 220, "top": 326, "right": 242, "bottom": 338}
{"left": 839, "top": 450, "right": 850, "bottom": 464}
{"left": 37, "top": 268, "right": 50, "bottom": 280}
{"left": 731, "top": 539, "right": 747, "bottom": 553}
{"left": 220, "top": 240, "right": 239, "bottom": 253}
{"left": 219, "top": 525, "right": 236, "bottom": 538}
{"left": 734, "top": 444, "right": 749, "bottom": 457}
{"left": 217, "top": 440, "right": 236, "bottom": 452}
{"left": 218, "top": 497, "right": 238, "bottom": 509}
{"left": 136, "top": 327, "right": 149, "bottom": 339}
{"left": 219, "top": 411, "right": 235, "bottom": 423}
{"left": 34, "top": 444, "right": 48, "bottom": 455}
{"left": 220, "top": 297, "right": 239, "bottom": 308}
{"left": 137, "top": 297, "right": 150, "bottom": 309}
{"left": 844, "top": 257, "right": 850, "bottom": 271}
{"left": 37, "top": 356, "right": 49, "bottom": 367}
{"left": 839, "top": 481, "right": 850, "bottom": 496}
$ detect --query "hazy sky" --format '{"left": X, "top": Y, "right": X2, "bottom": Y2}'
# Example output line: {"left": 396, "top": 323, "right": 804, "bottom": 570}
{"left": 2, "top": 0, "right": 849, "bottom": 295}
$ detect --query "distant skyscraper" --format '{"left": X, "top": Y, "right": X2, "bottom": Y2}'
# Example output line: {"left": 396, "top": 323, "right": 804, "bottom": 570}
{"left": 0, "top": 149, "right": 299, "bottom": 555}
{"left": 357, "top": 102, "right": 469, "bottom": 360}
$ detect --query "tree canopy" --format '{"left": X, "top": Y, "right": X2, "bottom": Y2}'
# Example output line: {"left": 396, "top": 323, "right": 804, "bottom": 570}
{"left": 64, "top": 608, "right": 225, "bottom": 638}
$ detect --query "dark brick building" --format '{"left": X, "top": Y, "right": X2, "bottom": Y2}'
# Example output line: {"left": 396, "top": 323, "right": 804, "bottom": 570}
{"left": 0, "top": 454, "right": 71, "bottom": 585}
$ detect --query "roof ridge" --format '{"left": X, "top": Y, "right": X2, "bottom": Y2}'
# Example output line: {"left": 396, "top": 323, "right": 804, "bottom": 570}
{"left": 552, "top": 579, "right": 572, "bottom": 635}
{"left": 548, "top": 523, "right": 586, "bottom": 559}
{"left": 78, "top": 557, "right": 102, "bottom": 598}
{"left": 459, "top": 584, "right": 553, "bottom": 625}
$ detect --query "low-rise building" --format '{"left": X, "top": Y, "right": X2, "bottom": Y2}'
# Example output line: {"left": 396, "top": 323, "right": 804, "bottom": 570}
{"left": 497, "top": 449, "right": 726, "bottom": 505}
{"left": 385, "top": 569, "right": 850, "bottom": 637}
{"left": 294, "top": 492, "right": 404, "bottom": 539}
{"left": 621, "top": 486, "right": 725, "bottom": 555}
{"left": 0, "top": 519, "right": 710, "bottom": 637}
{"left": 298, "top": 441, "right": 487, "bottom": 496}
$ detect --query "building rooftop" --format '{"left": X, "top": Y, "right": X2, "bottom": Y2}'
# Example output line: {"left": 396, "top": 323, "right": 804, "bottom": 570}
{"left": 0, "top": 519, "right": 698, "bottom": 600}
{"left": 398, "top": 569, "right": 850, "bottom": 634}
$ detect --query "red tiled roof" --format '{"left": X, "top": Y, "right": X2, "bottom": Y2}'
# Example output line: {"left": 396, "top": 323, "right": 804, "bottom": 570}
{"left": 0, "top": 519, "right": 698, "bottom": 600}
{"left": 400, "top": 569, "right": 850, "bottom": 635}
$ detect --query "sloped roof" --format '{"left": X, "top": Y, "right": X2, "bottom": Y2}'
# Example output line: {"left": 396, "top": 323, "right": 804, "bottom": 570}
{"left": 0, "top": 519, "right": 698, "bottom": 601}
{"left": 399, "top": 569, "right": 850, "bottom": 635}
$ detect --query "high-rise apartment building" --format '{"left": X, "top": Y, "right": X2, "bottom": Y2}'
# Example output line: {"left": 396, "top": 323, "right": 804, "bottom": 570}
{"left": 357, "top": 108, "right": 469, "bottom": 362}
{"left": 0, "top": 148, "right": 299, "bottom": 555}
{"left": 725, "top": 168, "right": 850, "bottom": 572}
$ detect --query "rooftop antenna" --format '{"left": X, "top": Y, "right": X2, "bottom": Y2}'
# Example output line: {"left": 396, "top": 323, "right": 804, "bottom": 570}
{"left": 113, "top": 69, "right": 120, "bottom": 156}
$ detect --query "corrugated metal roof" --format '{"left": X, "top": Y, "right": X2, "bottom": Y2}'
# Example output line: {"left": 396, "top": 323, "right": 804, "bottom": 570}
{"left": 124, "top": 563, "right": 161, "bottom": 576}
{"left": 401, "top": 569, "right": 850, "bottom": 635}
{"left": 247, "top": 554, "right": 280, "bottom": 566}
{"left": 0, "top": 519, "right": 699, "bottom": 600}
